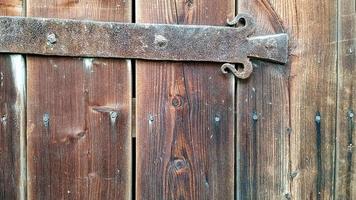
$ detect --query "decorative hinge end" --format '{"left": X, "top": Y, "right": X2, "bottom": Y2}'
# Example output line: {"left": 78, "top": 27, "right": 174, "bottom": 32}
{"left": 221, "top": 63, "right": 253, "bottom": 79}
{"left": 248, "top": 33, "right": 289, "bottom": 64}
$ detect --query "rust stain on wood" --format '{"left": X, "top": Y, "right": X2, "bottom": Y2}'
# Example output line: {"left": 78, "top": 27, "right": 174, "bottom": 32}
{"left": 315, "top": 112, "right": 323, "bottom": 200}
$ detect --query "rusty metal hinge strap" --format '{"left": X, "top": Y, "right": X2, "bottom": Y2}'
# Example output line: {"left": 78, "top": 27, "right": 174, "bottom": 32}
{"left": 0, "top": 13, "right": 288, "bottom": 79}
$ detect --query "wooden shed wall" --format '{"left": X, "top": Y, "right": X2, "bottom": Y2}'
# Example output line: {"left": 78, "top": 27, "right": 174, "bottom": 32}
{"left": 0, "top": 0, "right": 355, "bottom": 199}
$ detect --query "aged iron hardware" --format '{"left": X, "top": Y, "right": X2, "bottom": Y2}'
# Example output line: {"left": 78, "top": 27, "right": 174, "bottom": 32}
{"left": 0, "top": 13, "right": 288, "bottom": 79}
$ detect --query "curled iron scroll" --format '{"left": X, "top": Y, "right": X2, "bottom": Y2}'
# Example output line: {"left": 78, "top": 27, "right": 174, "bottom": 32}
{"left": 221, "top": 13, "right": 256, "bottom": 79}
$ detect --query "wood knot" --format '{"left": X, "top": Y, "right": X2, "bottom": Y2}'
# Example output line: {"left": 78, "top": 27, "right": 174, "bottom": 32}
{"left": 185, "top": 0, "right": 193, "bottom": 7}
{"left": 172, "top": 95, "right": 183, "bottom": 108}
{"left": 172, "top": 158, "right": 189, "bottom": 172}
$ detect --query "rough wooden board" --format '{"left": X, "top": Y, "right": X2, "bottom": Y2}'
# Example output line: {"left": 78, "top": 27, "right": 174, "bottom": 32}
{"left": 334, "top": 0, "right": 356, "bottom": 198}
{"left": 285, "top": 0, "right": 338, "bottom": 198}
{"left": 245, "top": 0, "right": 337, "bottom": 199}
{"left": 26, "top": 0, "right": 132, "bottom": 199}
{"left": 0, "top": 0, "right": 24, "bottom": 16}
{"left": 135, "top": 0, "right": 235, "bottom": 199}
{"left": 235, "top": 1, "right": 290, "bottom": 199}
{"left": 0, "top": 55, "right": 26, "bottom": 200}
{"left": 0, "top": 1, "right": 26, "bottom": 199}
{"left": 236, "top": 0, "right": 338, "bottom": 199}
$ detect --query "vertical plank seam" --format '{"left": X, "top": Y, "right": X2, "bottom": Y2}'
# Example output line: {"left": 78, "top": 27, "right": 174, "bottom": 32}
{"left": 259, "top": 0, "right": 286, "bottom": 32}
{"left": 173, "top": 0, "right": 179, "bottom": 24}
{"left": 346, "top": 110, "right": 354, "bottom": 198}
{"left": 333, "top": 0, "right": 341, "bottom": 198}
{"left": 24, "top": 1, "right": 28, "bottom": 199}
{"left": 234, "top": 1, "right": 238, "bottom": 200}
{"left": 288, "top": 64, "right": 292, "bottom": 198}
{"left": 22, "top": 0, "right": 26, "bottom": 17}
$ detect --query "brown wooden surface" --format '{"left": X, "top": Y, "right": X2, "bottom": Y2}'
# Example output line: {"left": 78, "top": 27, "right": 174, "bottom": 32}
{"left": 136, "top": 0, "right": 235, "bottom": 199}
{"left": 0, "top": 0, "right": 354, "bottom": 199}
{"left": 236, "top": 0, "right": 338, "bottom": 199}
{"left": 235, "top": 1, "right": 290, "bottom": 199}
{"left": 286, "top": 0, "right": 338, "bottom": 198}
{"left": 26, "top": 0, "right": 132, "bottom": 199}
{"left": 0, "top": 0, "right": 26, "bottom": 199}
{"left": 0, "top": 55, "right": 26, "bottom": 200}
{"left": 335, "top": 0, "right": 356, "bottom": 198}
{"left": 0, "top": 0, "right": 24, "bottom": 16}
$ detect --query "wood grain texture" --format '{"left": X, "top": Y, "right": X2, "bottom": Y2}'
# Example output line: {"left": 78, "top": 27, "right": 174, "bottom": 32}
{"left": 334, "top": 0, "right": 356, "bottom": 198}
{"left": 285, "top": 0, "right": 338, "bottom": 198}
{"left": 235, "top": 1, "right": 290, "bottom": 199}
{"left": 0, "top": 1, "right": 26, "bottom": 199}
{"left": 26, "top": 0, "right": 132, "bottom": 199}
{"left": 0, "top": 0, "right": 24, "bottom": 16}
{"left": 135, "top": 0, "right": 235, "bottom": 199}
{"left": 0, "top": 55, "right": 26, "bottom": 200}
{"left": 236, "top": 0, "right": 338, "bottom": 199}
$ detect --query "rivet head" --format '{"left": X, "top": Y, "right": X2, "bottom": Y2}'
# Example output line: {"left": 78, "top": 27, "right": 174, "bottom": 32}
{"left": 214, "top": 115, "right": 220, "bottom": 122}
{"left": 148, "top": 114, "right": 154, "bottom": 123}
{"left": 252, "top": 112, "right": 259, "bottom": 121}
{"left": 110, "top": 111, "right": 118, "bottom": 119}
{"left": 43, "top": 113, "right": 50, "bottom": 127}
{"left": 47, "top": 33, "right": 57, "bottom": 45}
{"left": 265, "top": 39, "right": 277, "bottom": 49}
{"left": 154, "top": 35, "right": 168, "bottom": 49}
{"left": 315, "top": 115, "right": 321, "bottom": 122}
{"left": 348, "top": 111, "right": 354, "bottom": 118}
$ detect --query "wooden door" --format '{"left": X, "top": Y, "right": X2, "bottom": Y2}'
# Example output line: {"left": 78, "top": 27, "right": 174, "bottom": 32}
{"left": 0, "top": 0, "right": 355, "bottom": 199}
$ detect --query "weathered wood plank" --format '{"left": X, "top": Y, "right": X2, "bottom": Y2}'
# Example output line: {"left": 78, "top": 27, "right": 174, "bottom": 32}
{"left": 136, "top": 0, "right": 235, "bottom": 199}
{"left": 334, "top": 0, "right": 356, "bottom": 198}
{"left": 0, "top": 1, "right": 26, "bottom": 199}
{"left": 0, "top": 55, "right": 26, "bottom": 200}
{"left": 26, "top": 0, "right": 132, "bottom": 199}
{"left": 235, "top": 1, "right": 290, "bottom": 199}
{"left": 236, "top": 0, "right": 338, "bottom": 199}
{"left": 285, "top": 0, "right": 338, "bottom": 198}
{"left": 0, "top": 0, "right": 24, "bottom": 16}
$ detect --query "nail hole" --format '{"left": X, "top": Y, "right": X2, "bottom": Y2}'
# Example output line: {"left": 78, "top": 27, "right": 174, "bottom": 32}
{"left": 148, "top": 114, "right": 154, "bottom": 123}
{"left": 1, "top": 115, "right": 7, "bottom": 123}
{"left": 235, "top": 63, "right": 245, "bottom": 73}
{"left": 43, "top": 113, "right": 50, "bottom": 127}
{"left": 237, "top": 17, "right": 246, "bottom": 27}
{"left": 252, "top": 111, "right": 259, "bottom": 121}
